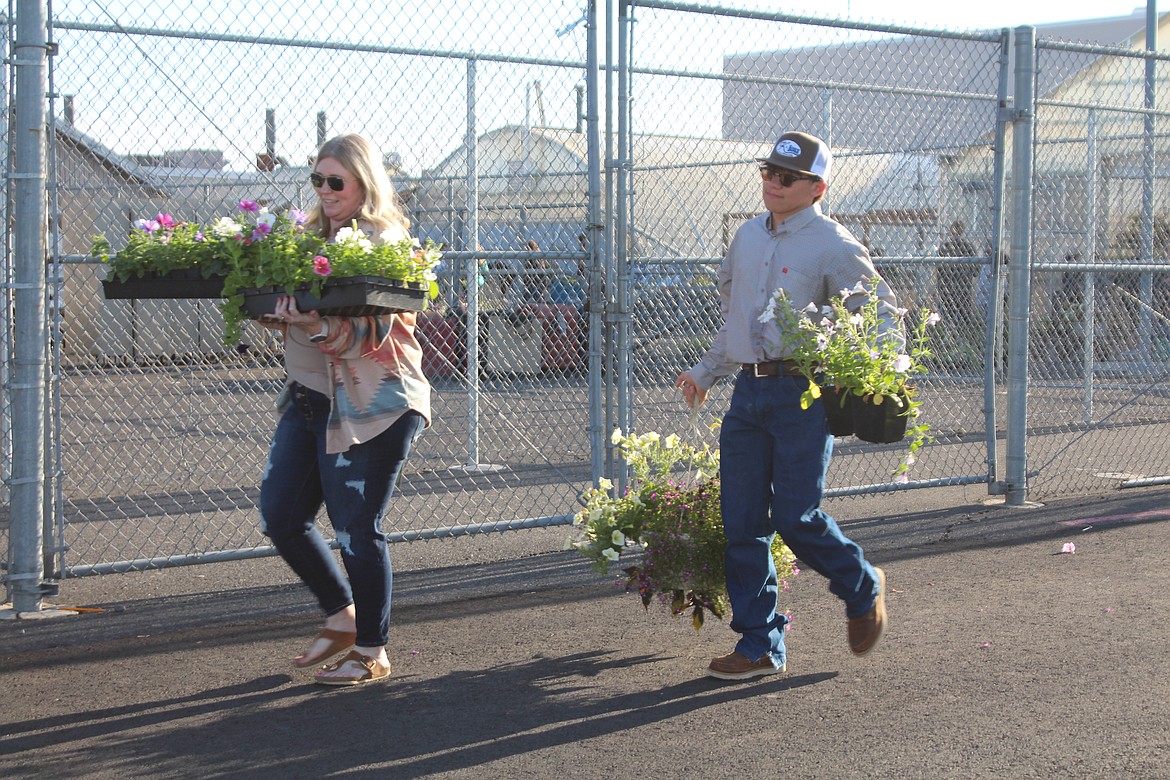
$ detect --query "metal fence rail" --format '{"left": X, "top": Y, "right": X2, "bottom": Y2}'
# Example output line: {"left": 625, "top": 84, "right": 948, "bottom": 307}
{"left": 4, "top": 1, "right": 1170, "bottom": 607}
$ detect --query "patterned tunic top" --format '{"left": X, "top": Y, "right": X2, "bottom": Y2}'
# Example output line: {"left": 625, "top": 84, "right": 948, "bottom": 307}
{"left": 281, "top": 223, "right": 431, "bottom": 453}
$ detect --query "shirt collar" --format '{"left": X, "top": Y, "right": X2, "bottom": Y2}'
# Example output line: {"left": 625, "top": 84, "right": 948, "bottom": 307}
{"left": 766, "top": 202, "right": 822, "bottom": 234}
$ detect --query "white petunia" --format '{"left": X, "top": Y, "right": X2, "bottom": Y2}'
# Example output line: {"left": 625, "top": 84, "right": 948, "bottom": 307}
{"left": 335, "top": 227, "right": 375, "bottom": 251}
{"left": 602, "top": 547, "right": 620, "bottom": 562}
{"left": 255, "top": 210, "right": 277, "bottom": 228}
{"left": 611, "top": 529, "right": 626, "bottom": 546}
{"left": 209, "top": 217, "right": 243, "bottom": 238}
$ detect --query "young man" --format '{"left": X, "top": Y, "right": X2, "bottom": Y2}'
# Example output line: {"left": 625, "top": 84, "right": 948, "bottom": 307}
{"left": 676, "top": 131, "right": 894, "bottom": 680}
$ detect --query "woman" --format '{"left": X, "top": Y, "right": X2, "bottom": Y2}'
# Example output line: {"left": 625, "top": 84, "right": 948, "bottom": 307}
{"left": 258, "top": 134, "right": 430, "bottom": 686}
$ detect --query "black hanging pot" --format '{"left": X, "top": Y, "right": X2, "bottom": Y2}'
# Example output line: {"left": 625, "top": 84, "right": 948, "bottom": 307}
{"left": 851, "top": 392, "right": 910, "bottom": 444}
{"left": 821, "top": 386, "right": 855, "bottom": 437}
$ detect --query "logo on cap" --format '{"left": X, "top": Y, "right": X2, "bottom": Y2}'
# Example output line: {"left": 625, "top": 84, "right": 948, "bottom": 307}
{"left": 775, "top": 139, "right": 802, "bottom": 158}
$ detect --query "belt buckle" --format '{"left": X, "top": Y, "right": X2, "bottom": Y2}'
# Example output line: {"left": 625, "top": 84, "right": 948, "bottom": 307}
{"left": 752, "top": 362, "right": 767, "bottom": 378}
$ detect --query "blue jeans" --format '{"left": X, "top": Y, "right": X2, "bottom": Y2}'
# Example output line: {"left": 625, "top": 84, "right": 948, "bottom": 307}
{"left": 259, "top": 382, "right": 424, "bottom": 648}
{"left": 720, "top": 371, "right": 880, "bottom": 666}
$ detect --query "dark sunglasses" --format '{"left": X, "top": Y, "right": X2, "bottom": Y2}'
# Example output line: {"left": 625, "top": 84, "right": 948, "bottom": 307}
{"left": 759, "top": 166, "right": 819, "bottom": 187}
{"left": 310, "top": 172, "right": 350, "bottom": 191}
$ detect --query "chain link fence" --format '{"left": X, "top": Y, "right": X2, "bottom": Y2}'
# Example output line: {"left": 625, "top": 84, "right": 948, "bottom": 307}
{"left": 27, "top": 0, "right": 601, "bottom": 577}
{"left": 1022, "top": 34, "right": 1170, "bottom": 497}
{"left": 4, "top": 1, "right": 1170, "bottom": 589}
{"left": 619, "top": 4, "right": 1008, "bottom": 494}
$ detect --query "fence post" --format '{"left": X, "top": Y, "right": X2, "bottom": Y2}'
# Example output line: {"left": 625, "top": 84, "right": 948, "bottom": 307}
{"left": 6, "top": 0, "right": 49, "bottom": 612}
{"left": 615, "top": 0, "right": 632, "bottom": 452}
{"left": 1138, "top": 3, "right": 1158, "bottom": 359}
{"left": 983, "top": 27, "right": 1012, "bottom": 489}
{"left": 464, "top": 56, "right": 482, "bottom": 470}
{"left": 586, "top": 0, "right": 605, "bottom": 487}
{"left": 1005, "top": 25, "right": 1035, "bottom": 507}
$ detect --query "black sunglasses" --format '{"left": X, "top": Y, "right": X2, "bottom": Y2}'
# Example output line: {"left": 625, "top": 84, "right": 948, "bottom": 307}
{"left": 759, "top": 167, "right": 819, "bottom": 187}
{"left": 310, "top": 172, "right": 350, "bottom": 191}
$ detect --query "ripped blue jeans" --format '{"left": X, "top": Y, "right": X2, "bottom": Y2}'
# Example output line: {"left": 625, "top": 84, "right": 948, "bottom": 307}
{"left": 260, "top": 382, "right": 424, "bottom": 648}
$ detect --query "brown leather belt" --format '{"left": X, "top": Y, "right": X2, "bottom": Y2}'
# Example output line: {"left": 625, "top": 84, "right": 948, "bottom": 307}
{"left": 742, "top": 360, "right": 803, "bottom": 377}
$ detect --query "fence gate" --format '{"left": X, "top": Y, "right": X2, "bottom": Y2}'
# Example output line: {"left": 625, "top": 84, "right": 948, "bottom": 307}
{"left": 1020, "top": 30, "right": 1170, "bottom": 499}
{"left": 617, "top": 2, "right": 1008, "bottom": 501}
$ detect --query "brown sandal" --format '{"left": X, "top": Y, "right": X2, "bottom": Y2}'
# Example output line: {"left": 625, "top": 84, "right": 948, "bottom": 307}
{"left": 292, "top": 628, "right": 356, "bottom": 668}
{"left": 313, "top": 650, "right": 391, "bottom": 686}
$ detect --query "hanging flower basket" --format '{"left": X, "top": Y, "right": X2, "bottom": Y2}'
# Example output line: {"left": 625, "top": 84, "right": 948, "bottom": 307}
{"left": 102, "top": 268, "right": 228, "bottom": 300}
{"left": 239, "top": 276, "right": 429, "bottom": 318}
{"left": 851, "top": 393, "right": 910, "bottom": 444}
{"left": 821, "top": 385, "right": 855, "bottom": 437}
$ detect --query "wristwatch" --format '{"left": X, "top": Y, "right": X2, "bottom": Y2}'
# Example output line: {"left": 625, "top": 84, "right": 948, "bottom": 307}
{"left": 308, "top": 320, "right": 329, "bottom": 343}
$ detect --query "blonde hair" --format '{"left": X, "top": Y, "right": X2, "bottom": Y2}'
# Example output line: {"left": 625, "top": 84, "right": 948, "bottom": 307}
{"left": 305, "top": 134, "right": 410, "bottom": 239}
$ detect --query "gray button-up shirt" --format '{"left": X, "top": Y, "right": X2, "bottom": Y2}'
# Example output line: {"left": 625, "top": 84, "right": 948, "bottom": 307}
{"left": 688, "top": 203, "right": 899, "bottom": 390}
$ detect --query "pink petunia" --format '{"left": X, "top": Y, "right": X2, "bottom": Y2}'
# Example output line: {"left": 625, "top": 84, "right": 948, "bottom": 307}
{"left": 1061, "top": 542, "right": 1076, "bottom": 554}
{"left": 313, "top": 256, "right": 332, "bottom": 276}
{"left": 156, "top": 213, "right": 176, "bottom": 228}
{"left": 238, "top": 200, "right": 259, "bottom": 213}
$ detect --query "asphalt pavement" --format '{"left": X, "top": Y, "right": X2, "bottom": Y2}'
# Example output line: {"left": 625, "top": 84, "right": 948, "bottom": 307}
{"left": 2, "top": 485, "right": 1169, "bottom": 779}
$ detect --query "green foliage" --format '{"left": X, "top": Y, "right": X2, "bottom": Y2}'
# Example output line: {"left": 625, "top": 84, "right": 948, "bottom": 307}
{"left": 571, "top": 429, "right": 797, "bottom": 629}
{"left": 93, "top": 203, "right": 443, "bottom": 345}
{"left": 91, "top": 215, "right": 233, "bottom": 281}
